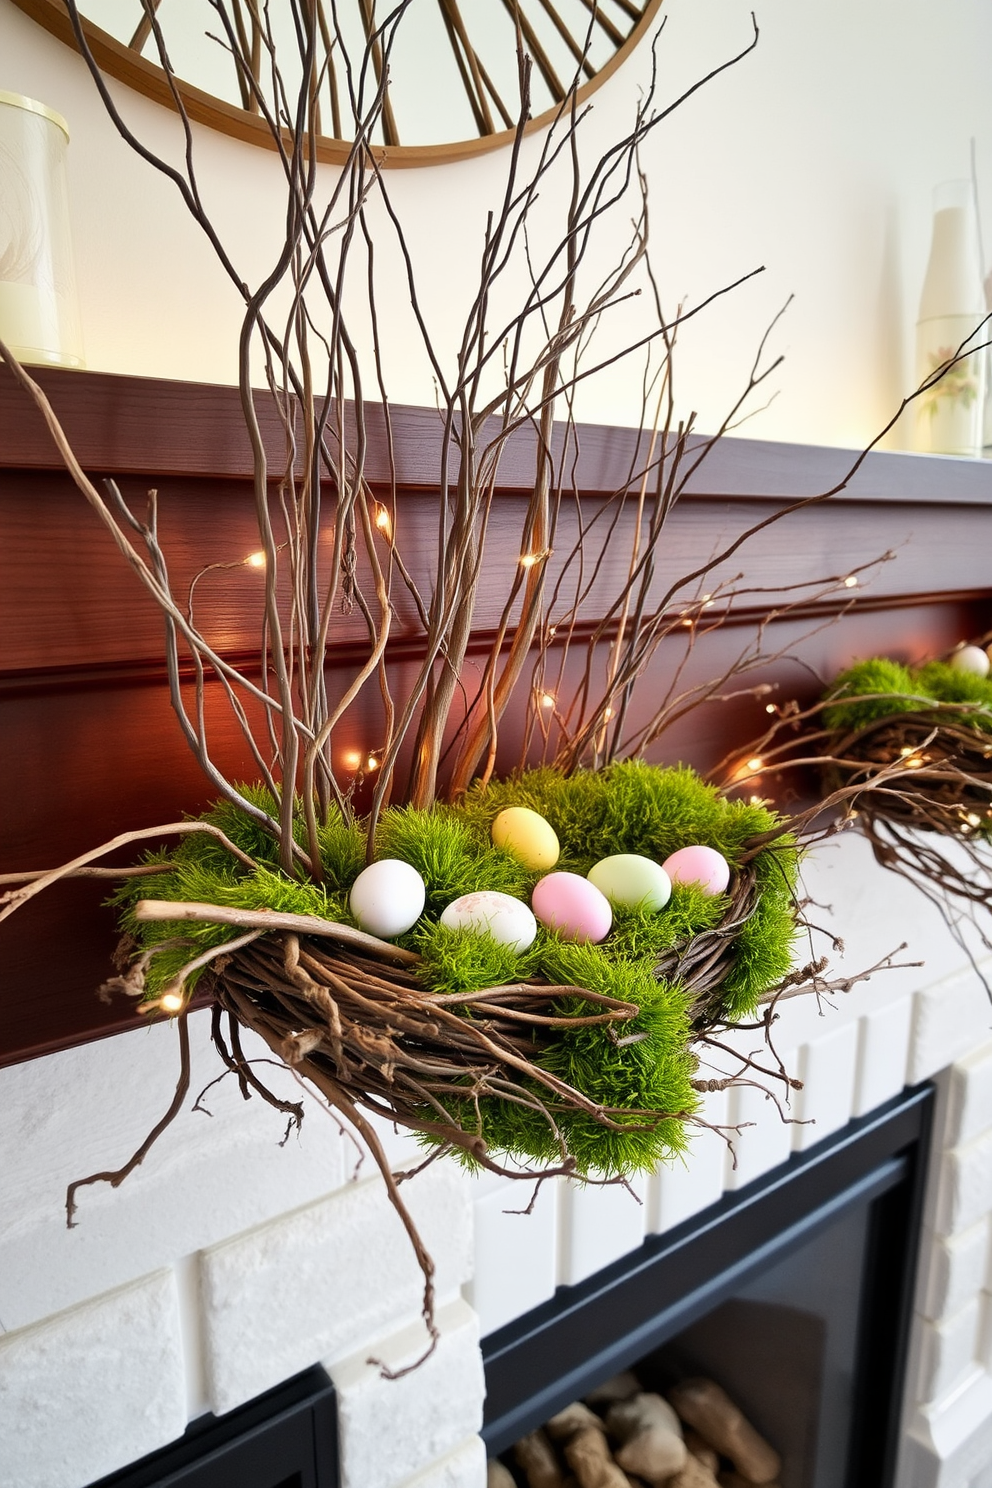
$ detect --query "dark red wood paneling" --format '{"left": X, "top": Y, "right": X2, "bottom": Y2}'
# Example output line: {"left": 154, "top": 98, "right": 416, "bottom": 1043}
{"left": 2, "top": 365, "right": 991, "bottom": 1065}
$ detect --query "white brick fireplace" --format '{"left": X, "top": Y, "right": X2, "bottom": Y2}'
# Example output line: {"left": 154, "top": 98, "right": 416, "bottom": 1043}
{"left": 2, "top": 828, "right": 992, "bottom": 1488}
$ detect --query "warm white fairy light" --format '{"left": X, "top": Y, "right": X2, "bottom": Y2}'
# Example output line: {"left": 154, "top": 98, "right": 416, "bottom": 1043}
{"left": 765, "top": 703, "right": 777, "bottom": 714}
{"left": 160, "top": 992, "right": 184, "bottom": 1014}
{"left": 747, "top": 757, "right": 764, "bottom": 772}
{"left": 374, "top": 504, "right": 392, "bottom": 539}
{"left": 843, "top": 575, "right": 858, "bottom": 589}
{"left": 344, "top": 749, "right": 362, "bottom": 769}
{"left": 366, "top": 753, "right": 381, "bottom": 771}
{"left": 540, "top": 693, "right": 555, "bottom": 709}
{"left": 966, "top": 812, "right": 982, "bottom": 828}
{"left": 246, "top": 551, "right": 266, "bottom": 568}
{"left": 603, "top": 706, "right": 614, "bottom": 721}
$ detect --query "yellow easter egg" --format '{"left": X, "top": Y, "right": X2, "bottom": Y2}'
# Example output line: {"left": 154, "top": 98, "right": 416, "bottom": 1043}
{"left": 491, "top": 806, "right": 560, "bottom": 871}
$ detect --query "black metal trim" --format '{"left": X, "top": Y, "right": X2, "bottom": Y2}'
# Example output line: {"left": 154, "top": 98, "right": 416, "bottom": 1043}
{"left": 87, "top": 1364, "right": 337, "bottom": 1488}
{"left": 482, "top": 1084, "right": 934, "bottom": 1463}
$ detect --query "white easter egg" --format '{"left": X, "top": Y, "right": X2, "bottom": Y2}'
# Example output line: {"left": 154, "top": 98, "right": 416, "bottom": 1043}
{"left": 349, "top": 859, "right": 426, "bottom": 938}
{"left": 440, "top": 891, "right": 538, "bottom": 953}
{"left": 587, "top": 854, "right": 672, "bottom": 911}
{"left": 950, "top": 645, "right": 991, "bottom": 678}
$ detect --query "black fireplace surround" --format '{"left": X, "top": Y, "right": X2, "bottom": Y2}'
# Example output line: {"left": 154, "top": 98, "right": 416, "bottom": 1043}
{"left": 89, "top": 1083, "right": 933, "bottom": 1488}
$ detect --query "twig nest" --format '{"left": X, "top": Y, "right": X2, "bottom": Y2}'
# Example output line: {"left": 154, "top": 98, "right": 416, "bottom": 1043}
{"left": 532, "top": 872, "right": 613, "bottom": 942}
{"left": 348, "top": 859, "right": 426, "bottom": 937}
{"left": 587, "top": 854, "right": 672, "bottom": 911}
{"left": 492, "top": 805, "right": 560, "bottom": 869}
{"left": 950, "top": 644, "right": 991, "bottom": 677}
{"left": 661, "top": 846, "right": 730, "bottom": 897}
{"left": 440, "top": 890, "right": 537, "bottom": 952}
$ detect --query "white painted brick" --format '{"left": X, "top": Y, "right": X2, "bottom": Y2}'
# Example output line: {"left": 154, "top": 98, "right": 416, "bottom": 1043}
{"left": 0, "top": 1010, "right": 348, "bottom": 1332}
{"left": 935, "top": 1133, "right": 992, "bottom": 1239}
{"left": 722, "top": 1050, "right": 798, "bottom": 1191}
{"left": 920, "top": 1221, "right": 991, "bottom": 1323}
{"left": 330, "top": 1298, "right": 483, "bottom": 1488}
{"left": 946, "top": 1043, "right": 992, "bottom": 1150}
{"left": 0, "top": 1271, "right": 186, "bottom": 1488}
{"left": 398, "top": 1437, "right": 487, "bottom": 1488}
{"left": 646, "top": 1087, "right": 728, "bottom": 1234}
{"left": 916, "top": 1299, "right": 983, "bottom": 1406}
{"left": 466, "top": 1175, "right": 557, "bottom": 1338}
{"left": 201, "top": 1160, "right": 473, "bottom": 1413}
{"left": 557, "top": 1174, "right": 646, "bottom": 1286}
{"left": 909, "top": 966, "right": 992, "bottom": 1086}
{"left": 904, "top": 1367, "right": 992, "bottom": 1472}
{"left": 853, "top": 995, "right": 913, "bottom": 1117}
{"left": 791, "top": 1022, "right": 859, "bottom": 1152}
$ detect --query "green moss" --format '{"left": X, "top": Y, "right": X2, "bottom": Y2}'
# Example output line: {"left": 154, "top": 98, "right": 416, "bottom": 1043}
{"left": 112, "top": 761, "right": 803, "bottom": 1174}
{"left": 824, "top": 657, "right": 992, "bottom": 734}
{"left": 375, "top": 805, "right": 530, "bottom": 916}
{"left": 417, "top": 939, "right": 698, "bottom": 1177}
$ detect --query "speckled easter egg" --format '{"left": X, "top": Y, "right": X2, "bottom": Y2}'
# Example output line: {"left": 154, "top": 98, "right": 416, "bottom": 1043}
{"left": 349, "top": 859, "right": 426, "bottom": 938}
{"left": 491, "top": 806, "right": 560, "bottom": 871}
{"left": 950, "top": 644, "right": 991, "bottom": 678}
{"left": 661, "top": 845, "right": 730, "bottom": 897}
{"left": 440, "top": 891, "right": 538, "bottom": 953}
{"left": 587, "top": 853, "right": 672, "bottom": 912}
{"left": 532, "top": 872, "right": 612, "bottom": 943}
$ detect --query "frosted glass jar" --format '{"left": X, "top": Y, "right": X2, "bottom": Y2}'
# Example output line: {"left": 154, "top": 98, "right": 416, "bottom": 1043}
{"left": 0, "top": 91, "right": 84, "bottom": 368}
{"left": 915, "top": 180, "right": 983, "bottom": 456}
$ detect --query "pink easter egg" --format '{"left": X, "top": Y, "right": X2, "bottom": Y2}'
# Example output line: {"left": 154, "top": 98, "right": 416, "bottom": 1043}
{"left": 532, "top": 871, "right": 613, "bottom": 943}
{"left": 661, "top": 844, "right": 730, "bottom": 897}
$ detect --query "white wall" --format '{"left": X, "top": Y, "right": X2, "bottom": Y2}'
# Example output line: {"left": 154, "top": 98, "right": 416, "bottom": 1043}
{"left": 3, "top": 0, "right": 992, "bottom": 449}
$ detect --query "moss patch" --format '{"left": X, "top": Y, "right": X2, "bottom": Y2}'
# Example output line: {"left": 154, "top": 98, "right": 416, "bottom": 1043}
{"left": 824, "top": 657, "right": 992, "bottom": 735}
{"left": 113, "top": 763, "right": 802, "bottom": 1174}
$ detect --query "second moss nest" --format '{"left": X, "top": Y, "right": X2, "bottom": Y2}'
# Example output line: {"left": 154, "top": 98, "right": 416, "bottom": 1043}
{"left": 116, "top": 761, "right": 801, "bottom": 1176}
{"left": 823, "top": 657, "right": 992, "bottom": 734}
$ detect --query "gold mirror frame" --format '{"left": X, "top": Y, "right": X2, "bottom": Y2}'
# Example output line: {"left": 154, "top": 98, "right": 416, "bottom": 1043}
{"left": 11, "top": 0, "right": 663, "bottom": 167}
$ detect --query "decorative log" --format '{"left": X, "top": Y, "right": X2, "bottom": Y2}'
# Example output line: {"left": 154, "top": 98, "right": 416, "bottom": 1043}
{"left": 584, "top": 1371, "right": 641, "bottom": 1406}
{"left": 665, "top": 1455, "right": 722, "bottom": 1488}
{"left": 718, "top": 1475, "right": 782, "bottom": 1488}
{"left": 684, "top": 1430, "right": 721, "bottom": 1474}
{"left": 563, "top": 1426, "right": 634, "bottom": 1488}
{"left": 514, "top": 1429, "right": 566, "bottom": 1488}
{"left": 605, "top": 1391, "right": 686, "bottom": 1485}
{"left": 606, "top": 1393, "right": 683, "bottom": 1443}
{"left": 546, "top": 1402, "right": 605, "bottom": 1440}
{"left": 668, "top": 1380, "right": 781, "bottom": 1485}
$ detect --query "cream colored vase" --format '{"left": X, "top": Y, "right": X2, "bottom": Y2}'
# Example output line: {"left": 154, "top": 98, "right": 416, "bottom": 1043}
{"left": 0, "top": 90, "right": 84, "bottom": 369}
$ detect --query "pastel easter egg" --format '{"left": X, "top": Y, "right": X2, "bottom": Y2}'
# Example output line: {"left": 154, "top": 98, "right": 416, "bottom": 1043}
{"left": 532, "top": 871, "right": 612, "bottom": 943}
{"left": 440, "top": 891, "right": 537, "bottom": 953}
{"left": 587, "top": 854, "right": 672, "bottom": 912}
{"left": 950, "top": 644, "right": 991, "bottom": 678}
{"left": 349, "top": 859, "right": 426, "bottom": 938}
{"left": 661, "top": 845, "right": 731, "bottom": 897}
{"left": 491, "top": 806, "right": 560, "bottom": 871}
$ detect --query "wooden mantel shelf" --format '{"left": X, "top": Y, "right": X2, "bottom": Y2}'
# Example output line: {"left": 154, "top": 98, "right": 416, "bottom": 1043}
{"left": 2, "top": 365, "right": 991, "bottom": 1066}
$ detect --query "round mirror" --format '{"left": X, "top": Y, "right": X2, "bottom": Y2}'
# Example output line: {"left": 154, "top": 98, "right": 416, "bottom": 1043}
{"left": 12, "top": 0, "right": 661, "bottom": 166}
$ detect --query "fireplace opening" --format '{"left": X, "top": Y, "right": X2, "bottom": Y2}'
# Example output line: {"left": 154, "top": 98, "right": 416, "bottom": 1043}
{"left": 483, "top": 1084, "right": 934, "bottom": 1488}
